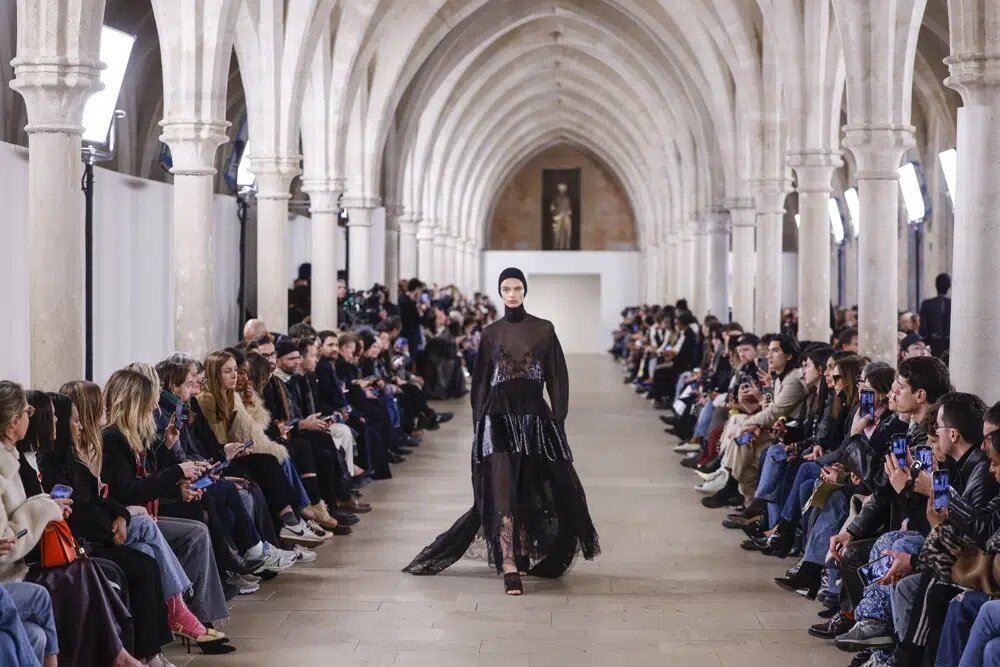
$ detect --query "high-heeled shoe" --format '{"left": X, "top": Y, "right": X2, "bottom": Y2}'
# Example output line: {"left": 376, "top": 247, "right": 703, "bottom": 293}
{"left": 167, "top": 596, "right": 234, "bottom": 654}
{"left": 504, "top": 572, "right": 523, "bottom": 596}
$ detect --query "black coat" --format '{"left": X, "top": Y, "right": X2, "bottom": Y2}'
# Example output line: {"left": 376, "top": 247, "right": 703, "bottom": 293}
{"left": 316, "top": 357, "right": 350, "bottom": 413}
{"left": 100, "top": 426, "right": 184, "bottom": 508}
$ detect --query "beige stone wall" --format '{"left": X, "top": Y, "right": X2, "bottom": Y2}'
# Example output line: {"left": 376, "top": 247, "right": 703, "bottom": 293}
{"left": 488, "top": 144, "right": 637, "bottom": 250}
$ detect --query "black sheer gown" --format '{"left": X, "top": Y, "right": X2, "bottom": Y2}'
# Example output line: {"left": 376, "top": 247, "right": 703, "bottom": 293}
{"left": 402, "top": 310, "right": 600, "bottom": 577}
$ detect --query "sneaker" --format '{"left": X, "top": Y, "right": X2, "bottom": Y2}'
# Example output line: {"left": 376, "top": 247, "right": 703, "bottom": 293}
{"left": 253, "top": 543, "right": 296, "bottom": 574}
{"left": 279, "top": 520, "right": 325, "bottom": 547}
{"left": 234, "top": 573, "right": 260, "bottom": 595}
{"left": 147, "top": 654, "right": 179, "bottom": 667}
{"left": 695, "top": 467, "right": 727, "bottom": 482}
{"left": 858, "top": 653, "right": 892, "bottom": 667}
{"left": 293, "top": 544, "right": 317, "bottom": 563}
{"left": 834, "top": 619, "right": 895, "bottom": 652}
{"left": 306, "top": 519, "right": 334, "bottom": 540}
{"left": 848, "top": 650, "right": 873, "bottom": 667}
{"left": 273, "top": 545, "right": 299, "bottom": 568}
{"left": 695, "top": 470, "right": 729, "bottom": 494}
{"left": 673, "top": 442, "right": 701, "bottom": 453}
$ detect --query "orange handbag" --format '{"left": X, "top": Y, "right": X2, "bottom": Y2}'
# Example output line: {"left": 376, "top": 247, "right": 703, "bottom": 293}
{"left": 40, "top": 520, "right": 85, "bottom": 568}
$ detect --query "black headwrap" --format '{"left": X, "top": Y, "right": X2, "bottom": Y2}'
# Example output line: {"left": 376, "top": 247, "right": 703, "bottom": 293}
{"left": 498, "top": 267, "right": 527, "bottom": 322}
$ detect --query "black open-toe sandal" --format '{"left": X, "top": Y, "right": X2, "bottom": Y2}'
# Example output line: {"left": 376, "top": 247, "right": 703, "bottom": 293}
{"left": 504, "top": 572, "right": 523, "bottom": 596}
{"left": 514, "top": 554, "right": 530, "bottom": 576}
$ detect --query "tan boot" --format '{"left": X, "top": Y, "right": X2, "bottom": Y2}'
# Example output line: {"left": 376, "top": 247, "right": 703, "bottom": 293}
{"left": 300, "top": 504, "right": 319, "bottom": 522}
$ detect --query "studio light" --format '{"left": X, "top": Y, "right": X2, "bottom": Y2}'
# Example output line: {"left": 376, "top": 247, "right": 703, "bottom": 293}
{"left": 844, "top": 188, "right": 860, "bottom": 238}
{"left": 898, "top": 162, "right": 926, "bottom": 223}
{"left": 81, "top": 26, "right": 136, "bottom": 145}
{"left": 939, "top": 149, "right": 957, "bottom": 207}
{"left": 828, "top": 197, "right": 845, "bottom": 245}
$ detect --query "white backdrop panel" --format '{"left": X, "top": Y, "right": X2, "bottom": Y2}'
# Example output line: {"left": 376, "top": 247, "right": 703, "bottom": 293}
{"left": 525, "top": 274, "right": 602, "bottom": 354}
{"left": 482, "top": 251, "right": 640, "bottom": 352}
{"left": 0, "top": 140, "right": 241, "bottom": 387}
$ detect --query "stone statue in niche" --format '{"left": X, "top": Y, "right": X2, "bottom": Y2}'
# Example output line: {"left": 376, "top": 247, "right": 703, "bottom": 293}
{"left": 541, "top": 169, "right": 581, "bottom": 250}
{"left": 550, "top": 183, "right": 573, "bottom": 250}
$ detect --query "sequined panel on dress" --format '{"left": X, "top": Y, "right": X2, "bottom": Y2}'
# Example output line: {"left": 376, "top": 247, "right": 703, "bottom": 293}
{"left": 472, "top": 414, "right": 573, "bottom": 463}
{"left": 490, "top": 348, "right": 544, "bottom": 387}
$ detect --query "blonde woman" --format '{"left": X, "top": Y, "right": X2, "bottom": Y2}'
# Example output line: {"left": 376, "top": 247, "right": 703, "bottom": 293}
{"left": 199, "top": 350, "right": 328, "bottom": 544}
{"left": 0, "top": 381, "right": 141, "bottom": 667}
{"left": 100, "top": 369, "right": 232, "bottom": 652}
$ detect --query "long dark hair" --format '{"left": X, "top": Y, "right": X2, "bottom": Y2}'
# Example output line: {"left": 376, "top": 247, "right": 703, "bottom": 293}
{"left": 16, "top": 390, "right": 55, "bottom": 455}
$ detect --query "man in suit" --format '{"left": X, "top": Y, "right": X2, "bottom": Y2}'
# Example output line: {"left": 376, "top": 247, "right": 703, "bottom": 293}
{"left": 919, "top": 273, "right": 951, "bottom": 357}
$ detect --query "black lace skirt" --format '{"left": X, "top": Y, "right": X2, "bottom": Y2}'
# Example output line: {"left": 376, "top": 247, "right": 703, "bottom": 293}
{"left": 402, "top": 416, "right": 600, "bottom": 577}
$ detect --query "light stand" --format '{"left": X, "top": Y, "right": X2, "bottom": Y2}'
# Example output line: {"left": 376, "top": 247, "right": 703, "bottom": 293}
{"left": 80, "top": 109, "right": 126, "bottom": 380}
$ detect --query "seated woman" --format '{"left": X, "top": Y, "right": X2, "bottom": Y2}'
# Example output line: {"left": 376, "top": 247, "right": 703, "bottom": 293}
{"left": 199, "top": 350, "right": 324, "bottom": 548}
{"left": 100, "top": 369, "right": 232, "bottom": 650}
{"left": 0, "top": 381, "right": 141, "bottom": 667}
{"left": 154, "top": 358, "right": 303, "bottom": 570}
{"left": 57, "top": 381, "right": 232, "bottom": 659}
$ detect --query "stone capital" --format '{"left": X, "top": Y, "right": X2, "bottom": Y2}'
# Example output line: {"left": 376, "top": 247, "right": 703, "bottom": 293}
{"left": 252, "top": 156, "right": 301, "bottom": 199}
{"left": 945, "top": 54, "right": 1000, "bottom": 107}
{"left": 397, "top": 214, "right": 421, "bottom": 236}
{"left": 842, "top": 125, "right": 915, "bottom": 178}
{"left": 159, "top": 120, "right": 230, "bottom": 175}
{"left": 341, "top": 194, "right": 382, "bottom": 210}
{"left": 444, "top": 237, "right": 458, "bottom": 249}
{"left": 751, "top": 178, "right": 790, "bottom": 215}
{"left": 10, "top": 58, "right": 104, "bottom": 133}
{"left": 300, "top": 178, "right": 340, "bottom": 215}
{"left": 788, "top": 150, "right": 842, "bottom": 194}
{"left": 416, "top": 220, "right": 436, "bottom": 240}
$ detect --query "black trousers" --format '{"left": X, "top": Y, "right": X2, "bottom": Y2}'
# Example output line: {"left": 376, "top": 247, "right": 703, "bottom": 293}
{"left": 839, "top": 537, "right": 878, "bottom": 612}
{"left": 227, "top": 452, "right": 298, "bottom": 527}
{"left": 92, "top": 545, "right": 172, "bottom": 660}
{"left": 297, "top": 431, "right": 352, "bottom": 503}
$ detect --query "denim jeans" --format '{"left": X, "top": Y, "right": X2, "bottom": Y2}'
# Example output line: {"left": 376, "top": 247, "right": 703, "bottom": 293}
{"left": 780, "top": 461, "right": 822, "bottom": 524}
{"left": 694, "top": 402, "right": 715, "bottom": 439}
{"left": 856, "top": 531, "right": 925, "bottom": 623}
{"left": 757, "top": 445, "right": 797, "bottom": 527}
{"left": 1, "top": 582, "right": 58, "bottom": 665}
{"left": 959, "top": 599, "right": 1000, "bottom": 667}
{"left": 803, "top": 488, "right": 848, "bottom": 565}
{"left": 125, "top": 513, "right": 192, "bottom": 599}
{"left": 281, "top": 457, "right": 311, "bottom": 508}
{"left": 935, "top": 590, "right": 990, "bottom": 666}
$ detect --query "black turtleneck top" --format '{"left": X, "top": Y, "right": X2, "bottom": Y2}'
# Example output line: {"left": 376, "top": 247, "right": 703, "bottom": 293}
{"left": 469, "top": 309, "right": 568, "bottom": 427}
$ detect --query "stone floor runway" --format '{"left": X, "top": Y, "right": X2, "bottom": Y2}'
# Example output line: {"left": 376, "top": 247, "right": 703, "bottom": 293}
{"left": 167, "top": 355, "right": 844, "bottom": 667}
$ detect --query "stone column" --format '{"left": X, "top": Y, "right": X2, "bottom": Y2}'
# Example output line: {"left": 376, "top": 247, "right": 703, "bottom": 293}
{"left": 253, "top": 157, "right": 299, "bottom": 333}
{"left": 843, "top": 128, "right": 913, "bottom": 365}
{"left": 694, "top": 223, "right": 711, "bottom": 317}
{"left": 345, "top": 195, "right": 380, "bottom": 291}
{"left": 432, "top": 228, "right": 447, "bottom": 287}
{"left": 788, "top": 151, "right": 841, "bottom": 341}
{"left": 160, "top": 125, "right": 229, "bottom": 358}
{"left": 753, "top": 179, "right": 787, "bottom": 334}
{"left": 10, "top": 0, "right": 105, "bottom": 386}
{"left": 663, "top": 237, "right": 678, "bottom": 304}
{"left": 302, "top": 178, "right": 340, "bottom": 330}
{"left": 707, "top": 209, "right": 730, "bottom": 319}
{"left": 397, "top": 214, "right": 419, "bottom": 282}
{"left": 728, "top": 200, "right": 756, "bottom": 326}
{"left": 679, "top": 224, "right": 697, "bottom": 305}
{"left": 384, "top": 204, "right": 402, "bottom": 300}
{"left": 469, "top": 240, "right": 482, "bottom": 292}
{"left": 945, "top": 1, "right": 1000, "bottom": 396}
{"left": 645, "top": 243, "right": 659, "bottom": 303}
{"left": 443, "top": 236, "right": 457, "bottom": 287}
{"left": 417, "top": 220, "right": 435, "bottom": 282}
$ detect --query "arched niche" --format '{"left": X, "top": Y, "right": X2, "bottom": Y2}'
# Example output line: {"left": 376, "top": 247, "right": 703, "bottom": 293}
{"left": 487, "top": 143, "right": 637, "bottom": 251}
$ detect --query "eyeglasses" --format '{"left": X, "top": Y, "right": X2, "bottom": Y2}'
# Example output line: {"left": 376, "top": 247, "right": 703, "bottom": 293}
{"left": 19, "top": 405, "right": 35, "bottom": 418}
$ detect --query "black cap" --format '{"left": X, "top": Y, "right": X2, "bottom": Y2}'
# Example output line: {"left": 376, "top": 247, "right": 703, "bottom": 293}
{"left": 736, "top": 333, "right": 760, "bottom": 348}
{"left": 899, "top": 333, "right": 924, "bottom": 351}
{"left": 275, "top": 338, "right": 298, "bottom": 358}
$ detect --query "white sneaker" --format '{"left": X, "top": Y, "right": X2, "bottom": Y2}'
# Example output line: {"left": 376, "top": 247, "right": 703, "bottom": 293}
{"left": 293, "top": 544, "right": 317, "bottom": 563}
{"left": 695, "top": 467, "right": 727, "bottom": 482}
{"left": 695, "top": 470, "right": 729, "bottom": 494}
{"left": 673, "top": 442, "right": 702, "bottom": 453}
{"left": 306, "top": 519, "right": 333, "bottom": 541}
{"left": 279, "top": 519, "right": 325, "bottom": 546}
{"left": 234, "top": 573, "right": 260, "bottom": 595}
{"left": 253, "top": 542, "right": 295, "bottom": 574}
{"left": 272, "top": 544, "right": 299, "bottom": 568}
{"left": 147, "top": 654, "right": 178, "bottom": 667}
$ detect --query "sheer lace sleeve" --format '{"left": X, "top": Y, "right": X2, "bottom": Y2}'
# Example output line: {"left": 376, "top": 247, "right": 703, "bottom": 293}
{"left": 545, "top": 325, "right": 569, "bottom": 423}
{"left": 470, "top": 330, "right": 494, "bottom": 424}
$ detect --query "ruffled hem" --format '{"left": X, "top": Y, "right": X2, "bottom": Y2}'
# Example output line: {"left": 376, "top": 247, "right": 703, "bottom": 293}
{"left": 472, "top": 413, "right": 572, "bottom": 464}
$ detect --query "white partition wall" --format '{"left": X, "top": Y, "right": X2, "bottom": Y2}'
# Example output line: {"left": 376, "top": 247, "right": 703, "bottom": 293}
{"left": 482, "top": 251, "right": 640, "bottom": 353}
{"left": 526, "top": 274, "right": 603, "bottom": 354}
{"left": 0, "top": 140, "right": 241, "bottom": 386}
